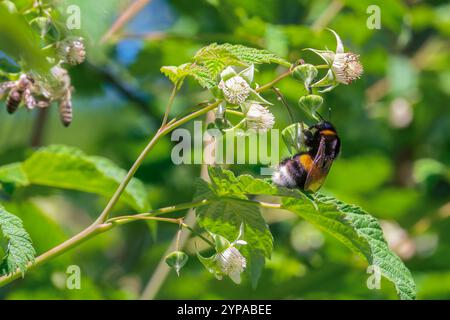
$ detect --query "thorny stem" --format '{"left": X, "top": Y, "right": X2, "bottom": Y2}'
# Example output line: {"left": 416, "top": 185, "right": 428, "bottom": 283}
{"left": 0, "top": 67, "right": 293, "bottom": 288}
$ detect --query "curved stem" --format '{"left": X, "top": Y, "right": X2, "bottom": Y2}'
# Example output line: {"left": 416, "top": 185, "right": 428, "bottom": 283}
{"left": 0, "top": 200, "right": 209, "bottom": 287}
{"left": 161, "top": 85, "right": 178, "bottom": 128}
{"left": 0, "top": 68, "right": 292, "bottom": 287}
{"left": 181, "top": 223, "right": 214, "bottom": 247}
{"left": 225, "top": 109, "right": 244, "bottom": 117}
{"left": 255, "top": 69, "right": 293, "bottom": 93}
{"left": 94, "top": 100, "right": 221, "bottom": 224}
{"left": 107, "top": 199, "right": 210, "bottom": 224}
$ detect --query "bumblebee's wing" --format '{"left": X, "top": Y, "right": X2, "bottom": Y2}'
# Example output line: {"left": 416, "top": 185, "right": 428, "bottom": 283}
{"left": 304, "top": 136, "right": 333, "bottom": 192}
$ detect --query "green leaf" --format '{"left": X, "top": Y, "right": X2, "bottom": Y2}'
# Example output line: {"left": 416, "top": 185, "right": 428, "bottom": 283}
{"left": 195, "top": 43, "right": 290, "bottom": 71}
{"left": 0, "top": 6, "right": 52, "bottom": 72}
{"left": 161, "top": 63, "right": 216, "bottom": 89}
{"left": 24, "top": 145, "right": 150, "bottom": 212}
{"left": 0, "top": 145, "right": 150, "bottom": 212}
{"left": 160, "top": 63, "right": 190, "bottom": 89}
{"left": 0, "top": 206, "right": 35, "bottom": 276}
{"left": 194, "top": 174, "right": 273, "bottom": 287}
{"left": 283, "top": 195, "right": 416, "bottom": 300}
{"left": 5, "top": 201, "right": 69, "bottom": 257}
{"left": 161, "top": 43, "right": 290, "bottom": 90}
{"left": 0, "top": 163, "right": 29, "bottom": 187}
{"left": 194, "top": 167, "right": 416, "bottom": 299}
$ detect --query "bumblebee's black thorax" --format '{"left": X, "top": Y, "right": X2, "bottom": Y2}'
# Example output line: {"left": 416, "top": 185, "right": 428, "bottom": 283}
{"left": 305, "top": 121, "right": 341, "bottom": 160}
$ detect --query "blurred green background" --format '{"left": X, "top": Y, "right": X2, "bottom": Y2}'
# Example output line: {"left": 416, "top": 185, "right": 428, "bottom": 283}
{"left": 0, "top": 0, "right": 449, "bottom": 299}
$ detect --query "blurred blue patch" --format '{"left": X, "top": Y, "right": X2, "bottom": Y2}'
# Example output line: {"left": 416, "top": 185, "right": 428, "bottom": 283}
{"left": 115, "top": 0, "right": 175, "bottom": 66}
{"left": 116, "top": 39, "right": 144, "bottom": 65}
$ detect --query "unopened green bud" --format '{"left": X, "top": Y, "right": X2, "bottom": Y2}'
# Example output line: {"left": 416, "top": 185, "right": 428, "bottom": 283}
{"left": 292, "top": 64, "right": 318, "bottom": 88}
{"left": 0, "top": 0, "right": 17, "bottom": 13}
{"left": 30, "top": 17, "right": 51, "bottom": 38}
{"left": 165, "top": 251, "right": 189, "bottom": 276}
{"left": 213, "top": 118, "right": 232, "bottom": 131}
{"left": 298, "top": 94, "right": 323, "bottom": 114}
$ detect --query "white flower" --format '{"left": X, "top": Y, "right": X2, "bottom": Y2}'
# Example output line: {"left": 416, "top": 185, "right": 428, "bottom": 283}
{"left": 246, "top": 103, "right": 275, "bottom": 132}
{"left": 219, "top": 75, "right": 251, "bottom": 105}
{"left": 332, "top": 52, "right": 363, "bottom": 84}
{"left": 215, "top": 246, "right": 247, "bottom": 284}
{"left": 307, "top": 29, "right": 363, "bottom": 91}
{"left": 59, "top": 37, "right": 86, "bottom": 65}
{"left": 197, "top": 224, "right": 248, "bottom": 284}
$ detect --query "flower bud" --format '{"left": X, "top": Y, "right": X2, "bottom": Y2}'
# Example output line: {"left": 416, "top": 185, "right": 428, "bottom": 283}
{"left": 292, "top": 64, "right": 318, "bottom": 89}
{"left": 165, "top": 251, "right": 189, "bottom": 276}
{"left": 298, "top": 95, "right": 323, "bottom": 114}
{"left": 30, "top": 17, "right": 51, "bottom": 38}
{"left": 282, "top": 122, "right": 307, "bottom": 154}
{"left": 0, "top": 1, "right": 17, "bottom": 13}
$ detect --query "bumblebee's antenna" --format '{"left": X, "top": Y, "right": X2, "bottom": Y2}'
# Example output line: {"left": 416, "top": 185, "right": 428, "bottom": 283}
{"left": 271, "top": 87, "right": 296, "bottom": 124}
{"left": 316, "top": 111, "right": 325, "bottom": 122}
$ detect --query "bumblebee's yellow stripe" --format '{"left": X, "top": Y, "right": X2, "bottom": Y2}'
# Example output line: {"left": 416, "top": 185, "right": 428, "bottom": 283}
{"left": 299, "top": 154, "right": 313, "bottom": 171}
{"left": 320, "top": 129, "right": 336, "bottom": 136}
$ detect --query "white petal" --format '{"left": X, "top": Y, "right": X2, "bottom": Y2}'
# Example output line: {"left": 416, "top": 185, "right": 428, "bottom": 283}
{"left": 237, "top": 223, "right": 245, "bottom": 240}
{"left": 220, "top": 66, "right": 237, "bottom": 81}
{"left": 239, "top": 64, "right": 254, "bottom": 83}
{"left": 229, "top": 271, "right": 242, "bottom": 284}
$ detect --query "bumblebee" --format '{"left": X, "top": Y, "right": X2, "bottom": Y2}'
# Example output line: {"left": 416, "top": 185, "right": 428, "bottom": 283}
{"left": 273, "top": 121, "right": 341, "bottom": 192}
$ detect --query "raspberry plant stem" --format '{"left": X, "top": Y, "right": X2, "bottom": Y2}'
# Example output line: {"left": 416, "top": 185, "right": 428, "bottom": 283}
{"left": 0, "top": 67, "right": 293, "bottom": 288}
